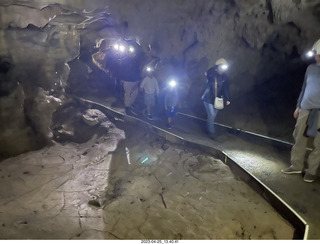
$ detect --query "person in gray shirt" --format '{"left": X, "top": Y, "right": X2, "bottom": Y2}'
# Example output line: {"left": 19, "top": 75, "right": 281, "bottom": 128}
{"left": 281, "top": 39, "right": 320, "bottom": 183}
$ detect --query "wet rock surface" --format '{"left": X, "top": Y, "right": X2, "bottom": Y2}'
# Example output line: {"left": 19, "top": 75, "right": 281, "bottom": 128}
{"left": 0, "top": 106, "right": 294, "bottom": 239}
{"left": 0, "top": 106, "right": 125, "bottom": 239}
{"left": 103, "top": 121, "right": 294, "bottom": 240}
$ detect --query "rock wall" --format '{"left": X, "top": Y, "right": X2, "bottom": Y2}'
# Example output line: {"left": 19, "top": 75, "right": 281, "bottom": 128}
{"left": 106, "top": 0, "right": 320, "bottom": 83}
{"left": 0, "top": 2, "right": 81, "bottom": 158}
{"left": 0, "top": 0, "right": 125, "bottom": 159}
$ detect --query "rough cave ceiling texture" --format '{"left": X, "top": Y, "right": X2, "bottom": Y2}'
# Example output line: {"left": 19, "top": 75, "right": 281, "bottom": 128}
{"left": 1, "top": 0, "right": 320, "bottom": 158}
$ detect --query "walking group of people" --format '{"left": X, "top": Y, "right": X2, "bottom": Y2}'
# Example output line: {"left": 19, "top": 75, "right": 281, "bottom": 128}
{"left": 120, "top": 38, "right": 320, "bottom": 183}
{"left": 122, "top": 68, "right": 181, "bottom": 129}
{"left": 202, "top": 39, "right": 320, "bottom": 184}
{"left": 122, "top": 57, "right": 231, "bottom": 131}
{"left": 203, "top": 40, "right": 320, "bottom": 184}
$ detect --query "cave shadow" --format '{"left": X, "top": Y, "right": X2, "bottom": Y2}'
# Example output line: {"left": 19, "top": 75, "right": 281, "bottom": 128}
{"left": 251, "top": 64, "right": 307, "bottom": 143}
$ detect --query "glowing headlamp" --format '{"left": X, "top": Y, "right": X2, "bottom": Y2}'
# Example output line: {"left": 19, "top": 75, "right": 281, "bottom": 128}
{"left": 119, "top": 45, "right": 126, "bottom": 52}
{"left": 306, "top": 50, "right": 315, "bottom": 58}
{"left": 113, "top": 43, "right": 126, "bottom": 52}
{"left": 220, "top": 64, "right": 228, "bottom": 71}
{"left": 169, "top": 80, "right": 177, "bottom": 87}
{"left": 128, "top": 46, "right": 135, "bottom": 53}
{"left": 146, "top": 66, "right": 152, "bottom": 72}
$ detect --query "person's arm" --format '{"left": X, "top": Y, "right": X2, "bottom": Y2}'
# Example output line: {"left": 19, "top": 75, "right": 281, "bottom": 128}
{"left": 294, "top": 81, "right": 305, "bottom": 119}
{"left": 295, "top": 67, "right": 309, "bottom": 118}
{"left": 223, "top": 78, "right": 231, "bottom": 105}
{"left": 140, "top": 78, "right": 146, "bottom": 92}
{"left": 296, "top": 73, "right": 308, "bottom": 108}
{"left": 293, "top": 107, "right": 299, "bottom": 119}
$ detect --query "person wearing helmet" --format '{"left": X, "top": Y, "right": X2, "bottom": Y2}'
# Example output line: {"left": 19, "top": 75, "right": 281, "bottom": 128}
{"left": 201, "top": 58, "right": 231, "bottom": 139}
{"left": 140, "top": 68, "right": 159, "bottom": 120}
{"left": 164, "top": 80, "right": 181, "bottom": 129}
{"left": 281, "top": 39, "right": 320, "bottom": 183}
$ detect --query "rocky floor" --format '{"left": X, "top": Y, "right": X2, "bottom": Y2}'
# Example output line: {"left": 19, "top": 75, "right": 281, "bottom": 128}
{"left": 0, "top": 107, "right": 294, "bottom": 240}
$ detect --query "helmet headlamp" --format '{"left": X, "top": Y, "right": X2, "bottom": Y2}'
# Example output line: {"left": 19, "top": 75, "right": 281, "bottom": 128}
{"left": 220, "top": 64, "right": 228, "bottom": 71}
{"left": 113, "top": 43, "right": 126, "bottom": 52}
{"left": 146, "top": 66, "right": 152, "bottom": 72}
{"left": 306, "top": 50, "right": 315, "bottom": 58}
{"left": 128, "top": 46, "right": 135, "bottom": 53}
{"left": 169, "top": 80, "right": 177, "bottom": 87}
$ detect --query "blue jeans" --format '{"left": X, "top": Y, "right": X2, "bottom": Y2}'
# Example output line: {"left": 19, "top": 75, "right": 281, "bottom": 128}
{"left": 203, "top": 101, "right": 219, "bottom": 135}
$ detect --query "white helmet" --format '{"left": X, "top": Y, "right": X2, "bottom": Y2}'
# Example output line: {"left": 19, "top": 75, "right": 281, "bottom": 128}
{"left": 215, "top": 58, "right": 228, "bottom": 66}
{"left": 312, "top": 39, "right": 320, "bottom": 55}
{"left": 215, "top": 58, "right": 228, "bottom": 71}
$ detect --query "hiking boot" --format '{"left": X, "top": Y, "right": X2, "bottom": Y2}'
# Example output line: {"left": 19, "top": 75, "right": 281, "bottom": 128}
{"left": 147, "top": 114, "right": 153, "bottom": 120}
{"left": 303, "top": 173, "right": 316, "bottom": 183}
{"left": 167, "top": 123, "right": 173, "bottom": 129}
{"left": 281, "top": 166, "right": 302, "bottom": 175}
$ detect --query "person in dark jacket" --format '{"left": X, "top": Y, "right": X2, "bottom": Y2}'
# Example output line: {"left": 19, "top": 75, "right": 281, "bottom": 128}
{"left": 201, "top": 58, "right": 231, "bottom": 139}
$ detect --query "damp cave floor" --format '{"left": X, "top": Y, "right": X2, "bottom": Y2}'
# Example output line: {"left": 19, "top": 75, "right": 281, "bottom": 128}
{"left": 0, "top": 89, "right": 320, "bottom": 239}
{"left": 76, "top": 90, "right": 320, "bottom": 240}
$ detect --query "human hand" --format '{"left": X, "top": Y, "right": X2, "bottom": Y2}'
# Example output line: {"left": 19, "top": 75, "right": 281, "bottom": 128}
{"left": 226, "top": 101, "right": 231, "bottom": 106}
{"left": 293, "top": 107, "right": 299, "bottom": 119}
